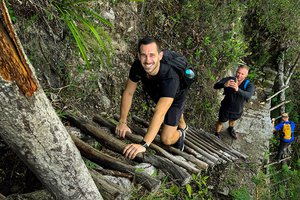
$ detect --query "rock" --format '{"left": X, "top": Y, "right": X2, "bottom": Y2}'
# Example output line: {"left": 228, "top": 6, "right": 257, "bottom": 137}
{"left": 218, "top": 186, "right": 229, "bottom": 196}
{"left": 102, "top": 9, "right": 116, "bottom": 21}
{"left": 104, "top": 175, "right": 132, "bottom": 192}
{"left": 99, "top": 95, "right": 111, "bottom": 110}
{"left": 134, "top": 163, "right": 157, "bottom": 176}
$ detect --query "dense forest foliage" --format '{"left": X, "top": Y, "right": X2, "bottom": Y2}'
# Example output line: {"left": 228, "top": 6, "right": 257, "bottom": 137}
{"left": 1, "top": 0, "right": 300, "bottom": 199}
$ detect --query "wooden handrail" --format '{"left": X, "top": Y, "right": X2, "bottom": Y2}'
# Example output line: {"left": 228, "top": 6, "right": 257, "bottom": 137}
{"left": 270, "top": 100, "right": 291, "bottom": 111}
{"left": 266, "top": 86, "right": 289, "bottom": 101}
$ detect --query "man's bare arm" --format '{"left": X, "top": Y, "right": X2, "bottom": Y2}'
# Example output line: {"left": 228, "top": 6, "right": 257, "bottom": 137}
{"left": 116, "top": 79, "right": 137, "bottom": 138}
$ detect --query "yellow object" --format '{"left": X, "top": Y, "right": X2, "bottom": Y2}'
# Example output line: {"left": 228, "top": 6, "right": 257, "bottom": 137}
{"left": 283, "top": 123, "right": 292, "bottom": 140}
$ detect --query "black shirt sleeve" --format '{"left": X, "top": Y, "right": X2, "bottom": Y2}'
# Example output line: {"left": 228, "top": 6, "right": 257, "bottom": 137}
{"left": 214, "top": 77, "right": 235, "bottom": 89}
{"left": 237, "top": 81, "right": 255, "bottom": 101}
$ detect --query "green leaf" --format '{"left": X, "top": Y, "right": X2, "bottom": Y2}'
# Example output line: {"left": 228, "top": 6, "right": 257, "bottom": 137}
{"left": 186, "top": 184, "right": 192, "bottom": 198}
{"left": 80, "top": 7, "right": 113, "bottom": 28}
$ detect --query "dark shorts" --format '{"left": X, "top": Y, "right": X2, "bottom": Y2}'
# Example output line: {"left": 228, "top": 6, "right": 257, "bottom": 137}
{"left": 162, "top": 89, "right": 186, "bottom": 127}
{"left": 218, "top": 108, "right": 242, "bottom": 123}
{"left": 164, "top": 101, "right": 186, "bottom": 126}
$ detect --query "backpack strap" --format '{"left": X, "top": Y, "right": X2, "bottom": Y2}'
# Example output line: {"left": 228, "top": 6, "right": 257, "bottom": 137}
{"left": 243, "top": 79, "right": 250, "bottom": 90}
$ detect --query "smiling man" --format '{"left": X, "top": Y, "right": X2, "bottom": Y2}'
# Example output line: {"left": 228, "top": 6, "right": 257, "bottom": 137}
{"left": 213, "top": 65, "right": 255, "bottom": 139}
{"left": 115, "top": 37, "right": 188, "bottom": 159}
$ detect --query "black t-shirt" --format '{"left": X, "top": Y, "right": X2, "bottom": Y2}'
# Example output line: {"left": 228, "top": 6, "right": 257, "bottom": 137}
{"left": 129, "top": 60, "right": 186, "bottom": 106}
{"left": 214, "top": 76, "right": 255, "bottom": 114}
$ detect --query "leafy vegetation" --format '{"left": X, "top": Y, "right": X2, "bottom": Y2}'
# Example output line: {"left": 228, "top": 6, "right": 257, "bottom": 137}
{"left": 4, "top": 0, "right": 16, "bottom": 23}
{"left": 254, "top": 141, "right": 300, "bottom": 200}
{"left": 2, "top": 0, "right": 299, "bottom": 198}
{"left": 130, "top": 173, "right": 211, "bottom": 200}
{"left": 52, "top": 0, "right": 114, "bottom": 69}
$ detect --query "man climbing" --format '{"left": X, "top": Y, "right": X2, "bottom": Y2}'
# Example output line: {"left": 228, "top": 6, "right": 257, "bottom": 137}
{"left": 272, "top": 113, "right": 295, "bottom": 161}
{"left": 115, "top": 36, "right": 188, "bottom": 159}
{"left": 214, "top": 65, "right": 255, "bottom": 139}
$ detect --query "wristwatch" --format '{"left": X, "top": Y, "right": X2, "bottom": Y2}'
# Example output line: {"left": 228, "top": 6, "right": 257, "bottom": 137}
{"left": 140, "top": 140, "right": 149, "bottom": 148}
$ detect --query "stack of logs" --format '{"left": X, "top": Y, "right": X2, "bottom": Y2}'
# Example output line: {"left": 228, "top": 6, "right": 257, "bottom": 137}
{"left": 65, "top": 114, "right": 248, "bottom": 199}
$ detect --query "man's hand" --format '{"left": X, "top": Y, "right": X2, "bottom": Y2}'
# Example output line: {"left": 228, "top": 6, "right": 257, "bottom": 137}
{"left": 225, "top": 79, "right": 238, "bottom": 92}
{"left": 123, "top": 143, "right": 146, "bottom": 159}
{"left": 115, "top": 122, "right": 131, "bottom": 138}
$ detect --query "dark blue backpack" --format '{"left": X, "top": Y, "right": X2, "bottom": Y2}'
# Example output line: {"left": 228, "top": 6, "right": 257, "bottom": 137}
{"left": 161, "top": 50, "right": 195, "bottom": 90}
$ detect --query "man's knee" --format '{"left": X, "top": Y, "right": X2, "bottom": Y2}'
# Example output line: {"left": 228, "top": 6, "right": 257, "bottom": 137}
{"left": 160, "top": 127, "right": 179, "bottom": 145}
{"left": 160, "top": 134, "right": 174, "bottom": 145}
{"left": 216, "top": 121, "right": 223, "bottom": 126}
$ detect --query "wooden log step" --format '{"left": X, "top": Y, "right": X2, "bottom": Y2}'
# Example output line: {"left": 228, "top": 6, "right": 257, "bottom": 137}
{"left": 107, "top": 118, "right": 208, "bottom": 170}
{"left": 66, "top": 114, "right": 191, "bottom": 186}
{"left": 186, "top": 131, "right": 236, "bottom": 162}
{"left": 94, "top": 167, "right": 133, "bottom": 179}
{"left": 114, "top": 115, "right": 210, "bottom": 169}
{"left": 69, "top": 132, "right": 161, "bottom": 192}
{"left": 190, "top": 127, "right": 248, "bottom": 159}
{"left": 93, "top": 115, "right": 198, "bottom": 179}
{"left": 184, "top": 146, "right": 216, "bottom": 167}
{"left": 131, "top": 115, "right": 235, "bottom": 163}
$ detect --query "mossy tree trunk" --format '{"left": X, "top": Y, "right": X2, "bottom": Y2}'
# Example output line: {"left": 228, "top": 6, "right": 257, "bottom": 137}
{"left": 278, "top": 51, "right": 286, "bottom": 114}
{"left": 0, "top": 1, "right": 102, "bottom": 199}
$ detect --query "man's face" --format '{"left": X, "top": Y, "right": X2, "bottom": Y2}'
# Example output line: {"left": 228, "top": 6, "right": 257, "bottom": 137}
{"left": 236, "top": 67, "right": 248, "bottom": 83}
{"left": 282, "top": 117, "right": 289, "bottom": 122}
{"left": 138, "top": 42, "right": 163, "bottom": 75}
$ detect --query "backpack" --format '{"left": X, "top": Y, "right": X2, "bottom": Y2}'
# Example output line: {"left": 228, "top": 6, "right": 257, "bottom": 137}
{"left": 243, "top": 79, "right": 250, "bottom": 90}
{"left": 282, "top": 122, "right": 292, "bottom": 140}
{"left": 161, "top": 50, "right": 195, "bottom": 90}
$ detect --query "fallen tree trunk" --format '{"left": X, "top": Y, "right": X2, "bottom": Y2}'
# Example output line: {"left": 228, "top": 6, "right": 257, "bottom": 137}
{"left": 70, "top": 133, "right": 161, "bottom": 192}
{"left": 89, "top": 169, "right": 129, "bottom": 200}
{"left": 66, "top": 115, "right": 191, "bottom": 186}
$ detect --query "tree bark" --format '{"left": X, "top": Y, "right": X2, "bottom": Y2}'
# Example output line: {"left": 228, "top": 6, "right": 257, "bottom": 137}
{"left": 0, "top": 1, "right": 102, "bottom": 199}
{"left": 278, "top": 51, "right": 286, "bottom": 113}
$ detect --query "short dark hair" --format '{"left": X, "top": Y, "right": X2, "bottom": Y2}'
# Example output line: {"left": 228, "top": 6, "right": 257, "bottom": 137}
{"left": 138, "top": 36, "right": 161, "bottom": 53}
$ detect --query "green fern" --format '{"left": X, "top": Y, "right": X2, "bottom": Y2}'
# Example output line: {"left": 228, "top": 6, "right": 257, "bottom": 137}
{"left": 52, "top": 0, "right": 113, "bottom": 69}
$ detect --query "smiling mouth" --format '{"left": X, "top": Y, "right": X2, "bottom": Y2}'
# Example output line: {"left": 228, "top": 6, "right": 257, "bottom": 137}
{"left": 144, "top": 63, "right": 154, "bottom": 69}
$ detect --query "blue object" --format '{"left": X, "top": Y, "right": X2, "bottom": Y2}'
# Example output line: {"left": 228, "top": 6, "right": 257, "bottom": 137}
{"left": 185, "top": 69, "right": 195, "bottom": 79}
{"left": 244, "top": 79, "right": 250, "bottom": 90}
